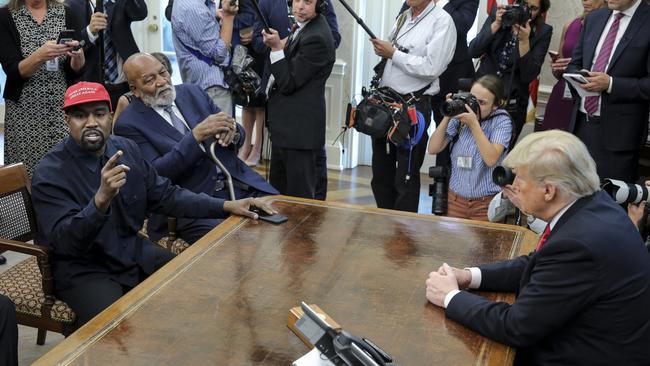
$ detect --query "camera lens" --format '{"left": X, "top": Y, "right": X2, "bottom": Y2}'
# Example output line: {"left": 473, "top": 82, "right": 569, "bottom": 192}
{"left": 442, "top": 100, "right": 466, "bottom": 117}
{"left": 602, "top": 179, "right": 650, "bottom": 204}
{"left": 492, "top": 166, "right": 515, "bottom": 186}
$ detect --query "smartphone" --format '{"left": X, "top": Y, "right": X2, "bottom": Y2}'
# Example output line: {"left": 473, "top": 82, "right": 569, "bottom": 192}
{"left": 57, "top": 29, "right": 75, "bottom": 44}
{"left": 567, "top": 74, "right": 589, "bottom": 84}
{"left": 548, "top": 50, "right": 559, "bottom": 61}
{"left": 251, "top": 207, "right": 288, "bottom": 224}
{"left": 578, "top": 69, "right": 591, "bottom": 78}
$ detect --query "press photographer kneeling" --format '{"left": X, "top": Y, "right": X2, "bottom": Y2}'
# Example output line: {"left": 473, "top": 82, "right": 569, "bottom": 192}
{"left": 427, "top": 75, "right": 513, "bottom": 221}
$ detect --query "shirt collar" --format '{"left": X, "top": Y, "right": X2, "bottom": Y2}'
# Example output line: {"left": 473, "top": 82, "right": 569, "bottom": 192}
{"left": 547, "top": 199, "right": 577, "bottom": 231}
{"left": 614, "top": 0, "right": 641, "bottom": 18}
{"left": 407, "top": 1, "right": 436, "bottom": 22}
{"left": 64, "top": 135, "right": 118, "bottom": 173}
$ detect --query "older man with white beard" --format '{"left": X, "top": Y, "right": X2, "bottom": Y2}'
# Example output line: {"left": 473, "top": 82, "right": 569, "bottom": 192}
{"left": 115, "top": 53, "right": 278, "bottom": 243}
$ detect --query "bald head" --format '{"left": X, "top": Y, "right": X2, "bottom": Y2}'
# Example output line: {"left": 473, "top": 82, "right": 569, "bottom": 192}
{"left": 124, "top": 53, "right": 175, "bottom": 108}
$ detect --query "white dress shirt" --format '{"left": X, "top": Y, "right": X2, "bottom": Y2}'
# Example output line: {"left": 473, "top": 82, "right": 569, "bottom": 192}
{"left": 579, "top": 0, "right": 642, "bottom": 116}
{"left": 379, "top": 1, "right": 456, "bottom": 96}
{"left": 443, "top": 200, "right": 578, "bottom": 308}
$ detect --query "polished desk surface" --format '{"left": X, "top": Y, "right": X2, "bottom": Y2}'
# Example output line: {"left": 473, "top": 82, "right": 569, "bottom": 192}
{"left": 36, "top": 197, "right": 536, "bottom": 366}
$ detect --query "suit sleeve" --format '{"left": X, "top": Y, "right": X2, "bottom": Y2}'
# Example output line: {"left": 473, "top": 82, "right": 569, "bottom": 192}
{"left": 518, "top": 25, "right": 552, "bottom": 84}
{"left": 452, "top": 0, "right": 479, "bottom": 36}
{"left": 325, "top": 0, "right": 341, "bottom": 49}
{"left": 446, "top": 239, "right": 601, "bottom": 348}
{"left": 608, "top": 47, "right": 650, "bottom": 103}
{"left": 270, "top": 34, "right": 333, "bottom": 95}
{"left": 114, "top": 113, "right": 206, "bottom": 182}
{"left": 468, "top": 7, "right": 497, "bottom": 58}
{"left": 478, "top": 255, "right": 531, "bottom": 292}
{"left": 124, "top": 0, "right": 148, "bottom": 22}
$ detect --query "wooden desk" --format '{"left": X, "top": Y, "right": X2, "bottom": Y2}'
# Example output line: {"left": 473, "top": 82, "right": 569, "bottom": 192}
{"left": 36, "top": 197, "right": 536, "bottom": 366}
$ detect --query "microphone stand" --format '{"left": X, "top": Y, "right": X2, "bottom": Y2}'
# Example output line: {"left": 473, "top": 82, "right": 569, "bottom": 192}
{"left": 209, "top": 141, "right": 236, "bottom": 201}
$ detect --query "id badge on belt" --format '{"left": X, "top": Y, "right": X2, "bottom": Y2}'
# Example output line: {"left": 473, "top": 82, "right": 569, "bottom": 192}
{"left": 457, "top": 156, "right": 473, "bottom": 170}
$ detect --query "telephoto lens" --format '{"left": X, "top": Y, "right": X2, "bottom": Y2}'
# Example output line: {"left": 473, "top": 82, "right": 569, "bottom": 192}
{"left": 441, "top": 92, "right": 480, "bottom": 117}
{"left": 429, "top": 166, "right": 450, "bottom": 215}
{"left": 492, "top": 166, "right": 515, "bottom": 186}
{"left": 602, "top": 179, "right": 650, "bottom": 204}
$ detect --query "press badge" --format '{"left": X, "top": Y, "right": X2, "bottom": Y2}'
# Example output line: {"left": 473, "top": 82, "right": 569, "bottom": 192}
{"left": 457, "top": 156, "right": 473, "bottom": 169}
{"left": 45, "top": 58, "right": 59, "bottom": 72}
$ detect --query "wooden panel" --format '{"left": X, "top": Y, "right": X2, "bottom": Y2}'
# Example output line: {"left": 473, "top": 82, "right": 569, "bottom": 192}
{"left": 35, "top": 197, "right": 536, "bottom": 366}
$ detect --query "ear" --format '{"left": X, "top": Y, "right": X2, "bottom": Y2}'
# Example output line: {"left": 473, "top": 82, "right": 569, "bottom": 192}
{"left": 129, "top": 83, "right": 139, "bottom": 98}
{"left": 543, "top": 183, "right": 556, "bottom": 202}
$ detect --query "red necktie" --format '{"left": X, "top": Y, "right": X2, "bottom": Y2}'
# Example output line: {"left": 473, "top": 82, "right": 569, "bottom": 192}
{"left": 536, "top": 225, "right": 551, "bottom": 252}
{"left": 585, "top": 13, "right": 624, "bottom": 116}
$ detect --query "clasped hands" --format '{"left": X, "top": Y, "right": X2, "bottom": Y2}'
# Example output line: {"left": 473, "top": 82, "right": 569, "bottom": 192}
{"left": 425, "top": 263, "right": 471, "bottom": 307}
{"left": 192, "top": 112, "right": 238, "bottom": 146}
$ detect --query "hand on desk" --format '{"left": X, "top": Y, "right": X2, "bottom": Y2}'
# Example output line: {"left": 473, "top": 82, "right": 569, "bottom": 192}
{"left": 223, "top": 197, "right": 277, "bottom": 220}
{"left": 425, "top": 263, "right": 470, "bottom": 307}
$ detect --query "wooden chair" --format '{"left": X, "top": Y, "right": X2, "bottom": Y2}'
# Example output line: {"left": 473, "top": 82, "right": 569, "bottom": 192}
{"left": 140, "top": 218, "right": 190, "bottom": 255}
{"left": 0, "top": 163, "right": 76, "bottom": 345}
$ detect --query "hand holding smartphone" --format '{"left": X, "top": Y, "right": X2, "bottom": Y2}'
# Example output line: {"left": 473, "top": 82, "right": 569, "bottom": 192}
{"left": 57, "top": 29, "right": 75, "bottom": 44}
{"left": 548, "top": 50, "right": 559, "bottom": 62}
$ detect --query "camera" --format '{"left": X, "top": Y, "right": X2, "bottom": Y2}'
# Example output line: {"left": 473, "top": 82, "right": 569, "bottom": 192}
{"left": 429, "top": 166, "right": 450, "bottom": 215}
{"left": 225, "top": 45, "right": 262, "bottom": 105}
{"left": 441, "top": 92, "right": 480, "bottom": 117}
{"left": 502, "top": 3, "right": 531, "bottom": 27}
{"left": 492, "top": 165, "right": 515, "bottom": 186}
{"left": 602, "top": 179, "right": 650, "bottom": 204}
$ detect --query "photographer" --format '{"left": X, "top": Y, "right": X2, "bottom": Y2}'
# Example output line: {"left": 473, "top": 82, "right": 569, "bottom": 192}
{"left": 468, "top": 0, "right": 551, "bottom": 138}
{"left": 370, "top": 0, "right": 456, "bottom": 213}
{"left": 427, "top": 75, "right": 512, "bottom": 221}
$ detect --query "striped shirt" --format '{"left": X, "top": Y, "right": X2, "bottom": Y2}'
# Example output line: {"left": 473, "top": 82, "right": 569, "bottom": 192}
{"left": 171, "top": 0, "right": 231, "bottom": 90}
{"left": 445, "top": 109, "right": 513, "bottom": 198}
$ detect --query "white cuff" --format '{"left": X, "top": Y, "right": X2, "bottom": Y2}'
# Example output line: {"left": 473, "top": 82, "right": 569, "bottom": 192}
{"left": 443, "top": 289, "right": 461, "bottom": 308}
{"left": 467, "top": 267, "right": 482, "bottom": 289}
{"left": 391, "top": 49, "right": 406, "bottom": 68}
{"left": 86, "top": 26, "right": 99, "bottom": 44}
{"left": 607, "top": 76, "right": 613, "bottom": 94}
{"left": 269, "top": 50, "right": 285, "bottom": 64}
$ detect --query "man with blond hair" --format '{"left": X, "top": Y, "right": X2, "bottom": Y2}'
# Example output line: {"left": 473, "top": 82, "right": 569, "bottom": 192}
{"left": 425, "top": 130, "right": 650, "bottom": 364}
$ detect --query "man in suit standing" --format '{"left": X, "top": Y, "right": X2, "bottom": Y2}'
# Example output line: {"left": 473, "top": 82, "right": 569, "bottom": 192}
{"left": 252, "top": 0, "right": 341, "bottom": 200}
{"left": 116, "top": 53, "right": 278, "bottom": 244}
{"left": 566, "top": 0, "right": 650, "bottom": 183}
{"left": 66, "top": 0, "right": 147, "bottom": 107}
{"left": 425, "top": 130, "right": 650, "bottom": 365}
{"left": 261, "top": 0, "right": 335, "bottom": 199}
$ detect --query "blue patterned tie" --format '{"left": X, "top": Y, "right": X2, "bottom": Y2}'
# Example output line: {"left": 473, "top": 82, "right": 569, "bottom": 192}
{"left": 103, "top": 0, "right": 118, "bottom": 83}
{"left": 164, "top": 106, "right": 188, "bottom": 135}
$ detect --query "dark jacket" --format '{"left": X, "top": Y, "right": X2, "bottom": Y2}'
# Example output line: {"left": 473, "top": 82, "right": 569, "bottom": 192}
{"left": 266, "top": 14, "right": 335, "bottom": 150}
{"left": 0, "top": 5, "right": 82, "bottom": 102}
{"left": 566, "top": 2, "right": 650, "bottom": 152}
{"left": 447, "top": 190, "right": 650, "bottom": 365}
{"left": 66, "top": 0, "right": 147, "bottom": 82}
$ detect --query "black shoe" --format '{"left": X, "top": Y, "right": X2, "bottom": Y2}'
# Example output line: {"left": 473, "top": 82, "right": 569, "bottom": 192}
{"left": 0, "top": 255, "right": 6, "bottom": 265}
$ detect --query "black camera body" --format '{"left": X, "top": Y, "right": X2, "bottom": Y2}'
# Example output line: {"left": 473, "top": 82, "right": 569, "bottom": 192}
{"left": 502, "top": 3, "right": 531, "bottom": 27}
{"left": 442, "top": 92, "right": 480, "bottom": 117}
{"left": 429, "top": 166, "right": 450, "bottom": 216}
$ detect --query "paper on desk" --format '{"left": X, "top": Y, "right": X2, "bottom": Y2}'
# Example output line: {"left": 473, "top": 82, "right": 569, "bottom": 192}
{"left": 292, "top": 348, "right": 336, "bottom": 366}
{"left": 563, "top": 73, "right": 599, "bottom": 98}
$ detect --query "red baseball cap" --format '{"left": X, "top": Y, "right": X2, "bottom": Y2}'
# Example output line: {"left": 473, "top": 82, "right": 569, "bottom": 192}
{"left": 62, "top": 81, "right": 113, "bottom": 112}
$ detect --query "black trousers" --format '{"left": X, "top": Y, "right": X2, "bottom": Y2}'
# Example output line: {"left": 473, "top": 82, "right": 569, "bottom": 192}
{"left": 371, "top": 96, "right": 432, "bottom": 212}
{"left": 57, "top": 246, "right": 175, "bottom": 327}
{"left": 270, "top": 145, "right": 319, "bottom": 199}
{"left": 315, "top": 147, "right": 328, "bottom": 200}
{"left": 574, "top": 112, "right": 639, "bottom": 182}
{"left": 0, "top": 295, "right": 18, "bottom": 366}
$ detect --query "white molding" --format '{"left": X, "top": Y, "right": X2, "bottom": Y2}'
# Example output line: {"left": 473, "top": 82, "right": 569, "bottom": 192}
{"left": 324, "top": 59, "right": 347, "bottom": 171}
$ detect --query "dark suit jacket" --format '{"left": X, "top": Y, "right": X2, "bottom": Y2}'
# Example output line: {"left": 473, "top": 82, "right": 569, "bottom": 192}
{"left": 114, "top": 84, "right": 278, "bottom": 238}
{"left": 66, "top": 0, "right": 147, "bottom": 82}
{"left": 566, "top": 2, "right": 650, "bottom": 152}
{"left": 266, "top": 14, "right": 335, "bottom": 150}
{"left": 401, "top": 0, "right": 479, "bottom": 96}
{"left": 252, "top": 0, "right": 340, "bottom": 92}
{"left": 446, "top": 190, "right": 650, "bottom": 365}
{"left": 469, "top": 7, "right": 552, "bottom": 106}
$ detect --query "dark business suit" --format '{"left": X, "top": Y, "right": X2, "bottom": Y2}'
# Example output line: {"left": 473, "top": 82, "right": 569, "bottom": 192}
{"left": 446, "top": 190, "right": 650, "bottom": 365}
{"left": 66, "top": 0, "right": 147, "bottom": 104}
{"left": 266, "top": 14, "right": 335, "bottom": 199}
{"left": 115, "top": 84, "right": 278, "bottom": 243}
{"left": 566, "top": 2, "right": 650, "bottom": 182}
{"left": 401, "top": 0, "right": 479, "bottom": 170}
{"left": 469, "top": 7, "right": 552, "bottom": 137}
{"left": 252, "top": 0, "right": 340, "bottom": 200}
{"left": 0, "top": 295, "right": 18, "bottom": 366}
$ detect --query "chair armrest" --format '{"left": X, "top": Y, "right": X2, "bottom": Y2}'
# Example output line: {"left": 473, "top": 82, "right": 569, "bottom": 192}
{"left": 0, "top": 238, "right": 51, "bottom": 258}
